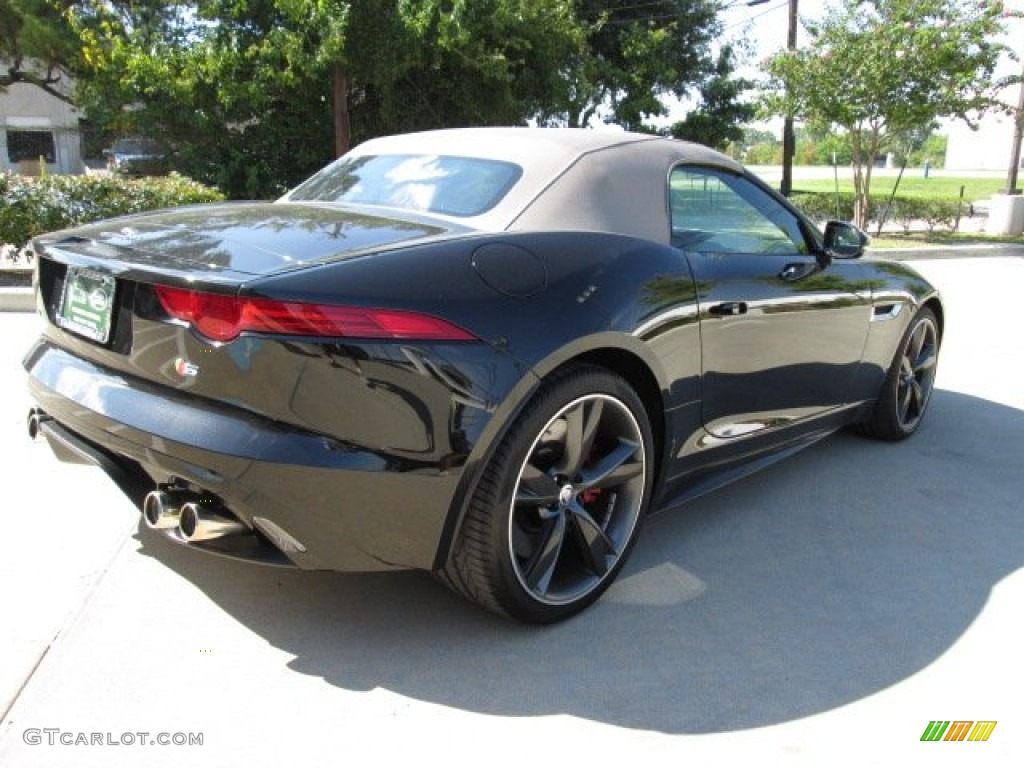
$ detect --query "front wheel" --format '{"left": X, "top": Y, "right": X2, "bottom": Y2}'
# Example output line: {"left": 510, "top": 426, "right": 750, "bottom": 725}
{"left": 439, "top": 365, "right": 654, "bottom": 623}
{"left": 863, "top": 307, "right": 940, "bottom": 440}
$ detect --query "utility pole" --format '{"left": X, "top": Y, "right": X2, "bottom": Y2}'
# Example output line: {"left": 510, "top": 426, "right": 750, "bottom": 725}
{"left": 988, "top": 62, "right": 1024, "bottom": 236}
{"left": 1003, "top": 60, "right": 1024, "bottom": 195}
{"left": 780, "top": 0, "right": 798, "bottom": 197}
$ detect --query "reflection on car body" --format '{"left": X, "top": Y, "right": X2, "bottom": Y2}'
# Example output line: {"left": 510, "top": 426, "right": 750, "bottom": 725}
{"left": 25, "top": 128, "right": 942, "bottom": 623}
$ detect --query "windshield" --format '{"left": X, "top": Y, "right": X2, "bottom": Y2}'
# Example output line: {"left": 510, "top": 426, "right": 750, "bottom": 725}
{"left": 286, "top": 154, "right": 523, "bottom": 217}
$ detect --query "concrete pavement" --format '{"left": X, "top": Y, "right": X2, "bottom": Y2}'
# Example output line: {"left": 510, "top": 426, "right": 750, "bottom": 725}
{"left": 0, "top": 257, "right": 1021, "bottom": 767}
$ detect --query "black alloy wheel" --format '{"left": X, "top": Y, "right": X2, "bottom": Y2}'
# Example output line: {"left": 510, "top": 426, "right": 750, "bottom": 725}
{"left": 864, "top": 307, "right": 940, "bottom": 440}
{"left": 439, "top": 365, "right": 653, "bottom": 623}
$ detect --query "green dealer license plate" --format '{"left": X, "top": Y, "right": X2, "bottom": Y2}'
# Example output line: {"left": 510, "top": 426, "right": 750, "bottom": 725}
{"left": 58, "top": 268, "right": 116, "bottom": 343}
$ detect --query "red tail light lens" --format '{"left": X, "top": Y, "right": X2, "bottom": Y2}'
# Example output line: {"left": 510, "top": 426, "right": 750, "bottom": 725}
{"left": 154, "top": 286, "right": 476, "bottom": 343}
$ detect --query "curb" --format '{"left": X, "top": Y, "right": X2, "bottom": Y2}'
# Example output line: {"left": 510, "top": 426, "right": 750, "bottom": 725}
{"left": 867, "top": 243, "right": 1024, "bottom": 261}
{"left": 870, "top": 242, "right": 1024, "bottom": 253}
{"left": 0, "top": 287, "right": 34, "bottom": 313}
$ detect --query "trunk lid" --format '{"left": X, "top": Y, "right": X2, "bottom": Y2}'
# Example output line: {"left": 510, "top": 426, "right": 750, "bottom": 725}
{"left": 33, "top": 201, "right": 456, "bottom": 285}
{"left": 29, "top": 201, "right": 466, "bottom": 419}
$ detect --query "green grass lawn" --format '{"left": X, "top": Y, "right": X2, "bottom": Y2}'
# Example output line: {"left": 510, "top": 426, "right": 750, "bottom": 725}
{"left": 794, "top": 176, "right": 1004, "bottom": 200}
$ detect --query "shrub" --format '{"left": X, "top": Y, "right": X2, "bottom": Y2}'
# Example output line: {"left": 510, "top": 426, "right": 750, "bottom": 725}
{"left": 885, "top": 196, "right": 963, "bottom": 233}
{"left": 789, "top": 191, "right": 857, "bottom": 222}
{"left": 0, "top": 172, "right": 224, "bottom": 251}
{"left": 790, "top": 190, "right": 966, "bottom": 233}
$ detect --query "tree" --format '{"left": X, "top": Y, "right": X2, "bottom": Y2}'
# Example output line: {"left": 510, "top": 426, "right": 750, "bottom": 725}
{"left": 69, "top": 1, "right": 590, "bottom": 197}
{"left": 354, "top": 1, "right": 585, "bottom": 138}
{"left": 36, "top": 1, "right": 736, "bottom": 197}
{"left": 0, "top": 0, "right": 79, "bottom": 102}
{"left": 70, "top": 0, "right": 335, "bottom": 197}
{"left": 272, "top": 0, "right": 586, "bottom": 155}
{"left": 798, "top": 124, "right": 852, "bottom": 166}
{"left": 667, "top": 44, "right": 755, "bottom": 149}
{"left": 563, "top": 0, "right": 722, "bottom": 129}
{"left": 762, "top": 0, "right": 1018, "bottom": 228}
{"left": 906, "top": 131, "right": 948, "bottom": 168}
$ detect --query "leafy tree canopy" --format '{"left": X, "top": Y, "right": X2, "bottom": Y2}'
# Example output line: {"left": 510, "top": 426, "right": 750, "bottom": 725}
{"left": 761, "top": 0, "right": 1020, "bottom": 227}
{"left": 667, "top": 44, "right": 755, "bottom": 149}
{"left": 563, "top": 0, "right": 723, "bottom": 129}
{"left": 7, "top": 1, "right": 753, "bottom": 198}
{"left": 1, "top": 0, "right": 80, "bottom": 101}
{"left": 69, "top": 1, "right": 595, "bottom": 196}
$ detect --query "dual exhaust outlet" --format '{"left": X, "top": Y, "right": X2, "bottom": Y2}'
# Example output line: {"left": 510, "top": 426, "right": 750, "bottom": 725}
{"left": 28, "top": 411, "right": 248, "bottom": 545}
{"left": 143, "top": 489, "right": 247, "bottom": 543}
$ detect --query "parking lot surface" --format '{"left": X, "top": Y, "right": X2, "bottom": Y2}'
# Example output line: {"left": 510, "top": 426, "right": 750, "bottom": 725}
{"left": 0, "top": 256, "right": 1021, "bottom": 767}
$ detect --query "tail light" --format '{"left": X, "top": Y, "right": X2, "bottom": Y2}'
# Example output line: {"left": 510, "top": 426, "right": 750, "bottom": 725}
{"left": 153, "top": 286, "right": 476, "bottom": 343}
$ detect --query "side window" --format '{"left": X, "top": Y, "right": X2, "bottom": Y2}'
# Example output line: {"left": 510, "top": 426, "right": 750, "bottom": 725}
{"left": 670, "top": 166, "right": 808, "bottom": 255}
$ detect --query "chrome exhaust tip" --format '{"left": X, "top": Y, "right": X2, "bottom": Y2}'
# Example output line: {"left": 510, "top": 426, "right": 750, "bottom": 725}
{"left": 143, "top": 489, "right": 191, "bottom": 530}
{"left": 178, "top": 502, "right": 247, "bottom": 543}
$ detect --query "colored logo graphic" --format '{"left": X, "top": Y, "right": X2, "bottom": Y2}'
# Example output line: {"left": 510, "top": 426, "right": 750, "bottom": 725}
{"left": 921, "top": 721, "right": 997, "bottom": 742}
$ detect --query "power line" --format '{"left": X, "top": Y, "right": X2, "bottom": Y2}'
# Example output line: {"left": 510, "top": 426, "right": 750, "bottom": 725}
{"left": 721, "top": 0, "right": 788, "bottom": 31}
{"left": 580, "top": 0, "right": 788, "bottom": 32}
{"left": 583, "top": 0, "right": 766, "bottom": 22}
{"left": 721, "top": 0, "right": 772, "bottom": 9}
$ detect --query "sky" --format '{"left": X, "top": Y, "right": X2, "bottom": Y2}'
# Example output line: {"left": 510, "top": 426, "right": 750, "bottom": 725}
{"left": 659, "top": 0, "right": 1024, "bottom": 132}
{"left": 721, "top": 0, "right": 1023, "bottom": 74}
{"left": 654, "top": 0, "right": 827, "bottom": 127}
{"left": 721, "top": 0, "right": 829, "bottom": 66}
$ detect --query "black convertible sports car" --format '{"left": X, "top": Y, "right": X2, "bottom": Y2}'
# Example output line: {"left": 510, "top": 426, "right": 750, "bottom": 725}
{"left": 24, "top": 128, "right": 942, "bottom": 623}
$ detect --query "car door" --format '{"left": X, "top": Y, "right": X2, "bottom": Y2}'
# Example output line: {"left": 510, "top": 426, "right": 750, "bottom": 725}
{"left": 670, "top": 165, "right": 870, "bottom": 438}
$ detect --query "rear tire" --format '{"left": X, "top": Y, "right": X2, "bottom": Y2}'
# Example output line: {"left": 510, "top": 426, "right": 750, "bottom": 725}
{"left": 439, "top": 364, "right": 653, "bottom": 623}
{"left": 862, "top": 307, "right": 939, "bottom": 441}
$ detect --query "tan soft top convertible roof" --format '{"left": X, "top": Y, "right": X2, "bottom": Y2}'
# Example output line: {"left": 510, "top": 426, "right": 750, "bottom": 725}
{"left": 343, "top": 127, "right": 744, "bottom": 244}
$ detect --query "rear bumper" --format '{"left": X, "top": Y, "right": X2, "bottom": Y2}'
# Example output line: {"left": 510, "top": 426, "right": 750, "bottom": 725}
{"left": 25, "top": 340, "right": 464, "bottom": 572}
{"left": 29, "top": 411, "right": 296, "bottom": 566}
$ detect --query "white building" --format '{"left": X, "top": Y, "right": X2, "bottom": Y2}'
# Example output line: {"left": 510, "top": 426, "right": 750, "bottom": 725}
{"left": 944, "top": 0, "right": 1023, "bottom": 175}
{"left": 0, "top": 62, "right": 84, "bottom": 176}
{"left": 945, "top": 83, "right": 1023, "bottom": 173}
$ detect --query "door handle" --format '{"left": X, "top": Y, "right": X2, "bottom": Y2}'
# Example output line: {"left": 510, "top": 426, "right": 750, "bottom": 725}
{"left": 779, "top": 262, "right": 817, "bottom": 281}
{"left": 708, "top": 301, "right": 748, "bottom": 316}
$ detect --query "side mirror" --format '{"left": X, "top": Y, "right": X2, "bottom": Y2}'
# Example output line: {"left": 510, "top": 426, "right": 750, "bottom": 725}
{"left": 823, "top": 221, "right": 869, "bottom": 259}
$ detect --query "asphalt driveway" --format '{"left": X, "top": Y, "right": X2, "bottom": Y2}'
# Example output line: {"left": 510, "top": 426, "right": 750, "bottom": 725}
{"left": 0, "top": 256, "right": 1021, "bottom": 767}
